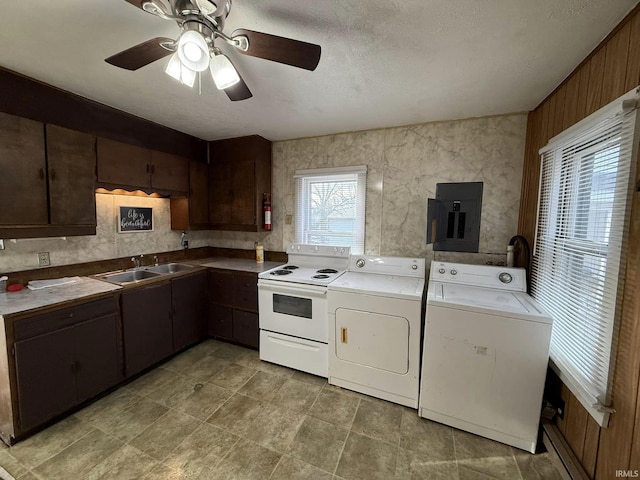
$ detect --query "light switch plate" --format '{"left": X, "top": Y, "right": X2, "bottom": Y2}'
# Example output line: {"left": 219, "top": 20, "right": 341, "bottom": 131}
{"left": 38, "top": 252, "right": 50, "bottom": 267}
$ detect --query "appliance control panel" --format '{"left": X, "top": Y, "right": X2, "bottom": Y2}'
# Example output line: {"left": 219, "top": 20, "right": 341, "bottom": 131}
{"left": 430, "top": 261, "right": 526, "bottom": 292}
{"left": 349, "top": 256, "right": 425, "bottom": 278}
{"left": 287, "top": 244, "right": 350, "bottom": 257}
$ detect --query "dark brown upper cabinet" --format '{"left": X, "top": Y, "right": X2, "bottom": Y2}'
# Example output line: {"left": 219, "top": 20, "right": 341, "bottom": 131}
{"left": 0, "top": 112, "right": 47, "bottom": 226}
{"left": 0, "top": 113, "right": 97, "bottom": 239}
{"left": 208, "top": 135, "right": 272, "bottom": 232}
{"left": 96, "top": 137, "right": 189, "bottom": 195}
{"left": 47, "top": 125, "right": 97, "bottom": 226}
{"left": 170, "top": 160, "right": 210, "bottom": 230}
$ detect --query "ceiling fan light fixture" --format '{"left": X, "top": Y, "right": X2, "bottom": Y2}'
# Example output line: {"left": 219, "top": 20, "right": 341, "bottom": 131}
{"left": 165, "top": 52, "right": 196, "bottom": 87}
{"left": 177, "top": 30, "right": 210, "bottom": 72}
{"left": 209, "top": 52, "right": 240, "bottom": 90}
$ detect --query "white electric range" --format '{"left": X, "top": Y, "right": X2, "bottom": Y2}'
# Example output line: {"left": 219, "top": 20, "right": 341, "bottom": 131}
{"left": 258, "top": 244, "right": 350, "bottom": 377}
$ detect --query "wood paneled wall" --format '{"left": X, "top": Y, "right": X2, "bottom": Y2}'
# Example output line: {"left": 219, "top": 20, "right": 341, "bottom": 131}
{"left": 518, "top": 4, "right": 640, "bottom": 478}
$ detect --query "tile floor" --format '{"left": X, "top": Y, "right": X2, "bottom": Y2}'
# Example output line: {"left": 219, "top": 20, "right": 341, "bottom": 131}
{"left": 0, "top": 339, "right": 564, "bottom": 480}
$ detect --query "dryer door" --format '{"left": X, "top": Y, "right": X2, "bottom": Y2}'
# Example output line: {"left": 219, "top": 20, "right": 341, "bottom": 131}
{"left": 335, "top": 308, "right": 409, "bottom": 374}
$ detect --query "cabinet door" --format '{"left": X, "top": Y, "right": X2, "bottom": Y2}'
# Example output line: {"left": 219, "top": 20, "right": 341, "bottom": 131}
{"left": 47, "top": 125, "right": 96, "bottom": 226}
{"left": 208, "top": 135, "right": 271, "bottom": 231}
{"left": 150, "top": 150, "right": 189, "bottom": 193}
{"left": 230, "top": 157, "right": 256, "bottom": 226}
{"left": 208, "top": 158, "right": 233, "bottom": 225}
{"left": 172, "top": 272, "right": 208, "bottom": 352}
{"left": 0, "top": 112, "right": 47, "bottom": 225}
{"left": 208, "top": 270, "right": 234, "bottom": 306}
{"left": 233, "top": 273, "right": 258, "bottom": 312}
{"left": 14, "top": 327, "right": 76, "bottom": 431}
{"left": 96, "top": 137, "right": 151, "bottom": 189}
{"left": 74, "top": 313, "right": 121, "bottom": 401}
{"left": 233, "top": 310, "right": 259, "bottom": 349}
{"left": 209, "top": 304, "right": 233, "bottom": 340}
{"left": 122, "top": 283, "right": 173, "bottom": 377}
{"left": 189, "top": 161, "right": 209, "bottom": 225}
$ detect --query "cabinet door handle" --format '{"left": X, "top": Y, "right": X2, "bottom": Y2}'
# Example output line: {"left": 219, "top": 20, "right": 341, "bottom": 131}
{"left": 151, "top": 164, "right": 155, "bottom": 175}
{"left": 38, "top": 168, "right": 45, "bottom": 180}
{"left": 340, "top": 327, "right": 348, "bottom": 344}
{"left": 50, "top": 168, "right": 56, "bottom": 181}
{"left": 146, "top": 164, "right": 150, "bottom": 174}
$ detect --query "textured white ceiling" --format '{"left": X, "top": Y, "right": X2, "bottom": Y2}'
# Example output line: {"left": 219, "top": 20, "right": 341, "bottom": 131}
{"left": 0, "top": 0, "right": 636, "bottom": 141}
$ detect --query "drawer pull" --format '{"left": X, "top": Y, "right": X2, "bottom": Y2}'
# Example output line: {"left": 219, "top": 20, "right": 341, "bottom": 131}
{"left": 340, "top": 327, "right": 348, "bottom": 344}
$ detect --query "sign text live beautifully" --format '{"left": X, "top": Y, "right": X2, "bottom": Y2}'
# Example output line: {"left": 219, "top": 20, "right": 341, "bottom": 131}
{"left": 118, "top": 206, "right": 153, "bottom": 232}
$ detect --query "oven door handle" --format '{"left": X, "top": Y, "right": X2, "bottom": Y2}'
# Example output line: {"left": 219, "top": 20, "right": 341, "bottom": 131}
{"left": 259, "top": 283, "right": 327, "bottom": 298}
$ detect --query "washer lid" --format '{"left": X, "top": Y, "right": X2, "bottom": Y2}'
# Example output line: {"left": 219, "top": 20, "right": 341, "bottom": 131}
{"left": 328, "top": 272, "right": 425, "bottom": 300}
{"left": 438, "top": 283, "right": 531, "bottom": 314}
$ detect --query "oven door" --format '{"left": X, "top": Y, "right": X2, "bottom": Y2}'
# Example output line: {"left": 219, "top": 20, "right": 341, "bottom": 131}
{"left": 258, "top": 279, "right": 328, "bottom": 343}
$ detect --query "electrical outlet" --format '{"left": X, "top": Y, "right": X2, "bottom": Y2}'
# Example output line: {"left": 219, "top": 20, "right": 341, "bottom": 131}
{"left": 0, "top": 239, "right": 4, "bottom": 250}
{"left": 38, "top": 252, "right": 50, "bottom": 267}
{"left": 285, "top": 214, "right": 293, "bottom": 225}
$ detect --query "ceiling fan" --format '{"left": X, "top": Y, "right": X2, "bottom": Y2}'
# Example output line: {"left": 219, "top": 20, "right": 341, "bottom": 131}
{"left": 105, "top": 0, "right": 322, "bottom": 101}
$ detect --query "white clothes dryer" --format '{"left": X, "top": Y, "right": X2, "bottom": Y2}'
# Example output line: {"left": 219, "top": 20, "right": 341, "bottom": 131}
{"left": 419, "top": 261, "right": 552, "bottom": 453}
{"left": 328, "top": 256, "right": 425, "bottom": 408}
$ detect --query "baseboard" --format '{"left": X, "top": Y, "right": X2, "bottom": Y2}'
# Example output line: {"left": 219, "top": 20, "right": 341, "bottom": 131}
{"left": 542, "top": 421, "right": 590, "bottom": 480}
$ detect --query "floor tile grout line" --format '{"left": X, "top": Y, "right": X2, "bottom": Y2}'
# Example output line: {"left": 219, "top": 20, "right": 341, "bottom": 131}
{"left": 333, "top": 430, "right": 351, "bottom": 477}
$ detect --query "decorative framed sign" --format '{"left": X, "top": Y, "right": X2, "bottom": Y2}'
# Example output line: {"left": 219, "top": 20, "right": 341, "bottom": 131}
{"left": 118, "top": 206, "right": 153, "bottom": 233}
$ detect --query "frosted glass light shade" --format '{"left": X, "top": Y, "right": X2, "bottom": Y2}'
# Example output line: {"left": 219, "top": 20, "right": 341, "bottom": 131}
{"left": 209, "top": 53, "right": 240, "bottom": 90}
{"left": 165, "top": 53, "right": 196, "bottom": 87}
{"left": 177, "top": 30, "right": 210, "bottom": 72}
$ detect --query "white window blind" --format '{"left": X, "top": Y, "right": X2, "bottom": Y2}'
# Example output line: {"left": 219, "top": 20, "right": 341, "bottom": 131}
{"left": 532, "top": 89, "right": 639, "bottom": 426}
{"left": 294, "top": 166, "right": 367, "bottom": 254}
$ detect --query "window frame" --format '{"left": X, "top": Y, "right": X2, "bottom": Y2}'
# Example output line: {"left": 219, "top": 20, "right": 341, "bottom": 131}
{"left": 532, "top": 88, "right": 640, "bottom": 426}
{"left": 294, "top": 165, "right": 367, "bottom": 254}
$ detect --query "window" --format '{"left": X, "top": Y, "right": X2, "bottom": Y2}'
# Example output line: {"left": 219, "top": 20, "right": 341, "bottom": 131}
{"left": 532, "top": 89, "right": 639, "bottom": 426}
{"left": 295, "top": 166, "right": 367, "bottom": 254}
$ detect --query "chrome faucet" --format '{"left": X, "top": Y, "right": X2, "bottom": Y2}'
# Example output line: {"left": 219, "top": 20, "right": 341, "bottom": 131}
{"left": 131, "top": 254, "right": 144, "bottom": 269}
{"left": 153, "top": 255, "right": 159, "bottom": 266}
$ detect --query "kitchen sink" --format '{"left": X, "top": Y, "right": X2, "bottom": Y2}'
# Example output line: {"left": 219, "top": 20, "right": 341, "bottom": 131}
{"left": 98, "top": 269, "right": 162, "bottom": 285}
{"left": 144, "top": 263, "right": 194, "bottom": 274}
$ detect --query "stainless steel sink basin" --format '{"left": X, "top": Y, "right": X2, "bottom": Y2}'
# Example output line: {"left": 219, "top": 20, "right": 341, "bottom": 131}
{"left": 145, "top": 263, "right": 194, "bottom": 274}
{"left": 99, "top": 269, "right": 162, "bottom": 285}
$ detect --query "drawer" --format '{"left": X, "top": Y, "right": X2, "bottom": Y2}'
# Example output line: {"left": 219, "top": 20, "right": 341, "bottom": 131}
{"left": 233, "top": 309, "right": 258, "bottom": 348}
{"left": 233, "top": 273, "right": 257, "bottom": 293}
{"left": 14, "top": 296, "right": 118, "bottom": 341}
{"left": 233, "top": 289, "right": 258, "bottom": 312}
{"left": 209, "top": 270, "right": 233, "bottom": 289}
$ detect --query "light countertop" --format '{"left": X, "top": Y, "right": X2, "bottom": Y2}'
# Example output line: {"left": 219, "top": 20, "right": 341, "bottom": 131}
{"left": 0, "top": 277, "right": 121, "bottom": 318}
{"left": 194, "top": 257, "right": 284, "bottom": 273}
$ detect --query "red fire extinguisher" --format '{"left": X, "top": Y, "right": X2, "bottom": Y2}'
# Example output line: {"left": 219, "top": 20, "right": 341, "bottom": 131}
{"left": 263, "top": 193, "right": 272, "bottom": 231}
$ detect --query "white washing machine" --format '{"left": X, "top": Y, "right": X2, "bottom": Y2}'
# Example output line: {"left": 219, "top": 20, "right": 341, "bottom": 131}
{"left": 419, "top": 261, "right": 552, "bottom": 453}
{"left": 328, "top": 256, "right": 425, "bottom": 408}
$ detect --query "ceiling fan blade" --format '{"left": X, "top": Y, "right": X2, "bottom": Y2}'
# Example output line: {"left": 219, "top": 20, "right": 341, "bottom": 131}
{"left": 224, "top": 60, "right": 252, "bottom": 101}
{"left": 105, "top": 37, "right": 174, "bottom": 71}
{"left": 231, "top": 29, "right": 321, "bottom": 71}
{"left": 124, "top": 0, "right": 145, "bottom": 9}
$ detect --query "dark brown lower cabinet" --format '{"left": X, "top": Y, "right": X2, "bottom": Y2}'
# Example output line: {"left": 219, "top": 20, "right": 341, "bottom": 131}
{"left": 12, "top": 297, "right": 120, "bottom": 433}
{"left": 208, "top": 269, "right": 259, "bottom": 349}
{"left": 122, "top": 282, "right": 173, "bottom": 377}
{"left": 172, "top": 272, "right": 208, "bottom": 352}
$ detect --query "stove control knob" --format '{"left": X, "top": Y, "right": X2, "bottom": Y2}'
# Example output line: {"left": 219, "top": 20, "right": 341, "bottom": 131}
{"left": 499, "top": 272, "right": 513, "bottom": 284}
{"left": 412, "top": 264, "right": 418, "bottom": 270}
{"left": 438, "top": 268, "right": 446, "bottom": 274}
{"left": 355, "top": 259, "right": 366, "bottom": 268}
{"left": 450, "top": 269, "right": 457, "bottom": 275}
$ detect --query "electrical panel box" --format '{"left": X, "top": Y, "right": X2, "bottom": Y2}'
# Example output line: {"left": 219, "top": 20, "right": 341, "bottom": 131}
{"left": 426, "top": 182, "right": 483, "bottom": 252}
